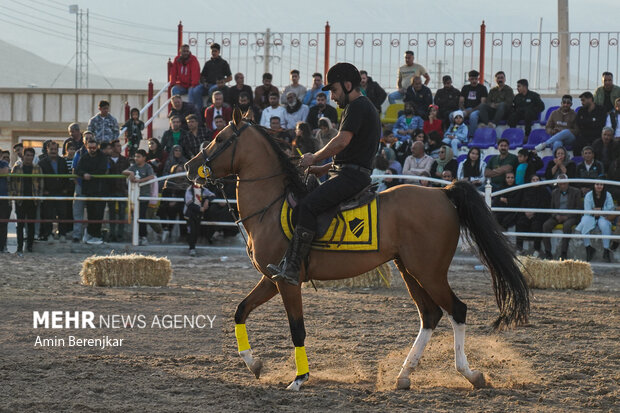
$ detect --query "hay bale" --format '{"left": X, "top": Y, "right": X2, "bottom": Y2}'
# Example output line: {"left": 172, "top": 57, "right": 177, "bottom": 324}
{"left": 517, "top": 255, "right": 592, "bottom": 290}
{"left": 80, "top": 254, "right": 172, "bottom": 287}
{"left": 306, "top": 262, "right": 393, "bottom": 289}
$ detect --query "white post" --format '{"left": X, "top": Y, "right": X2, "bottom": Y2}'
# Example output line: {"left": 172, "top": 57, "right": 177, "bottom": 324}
{"left": 484, "top": 179, "right": 492, "bottom": 207}
{"left": 131, "top": 182, "right": 140, "bottom": 246}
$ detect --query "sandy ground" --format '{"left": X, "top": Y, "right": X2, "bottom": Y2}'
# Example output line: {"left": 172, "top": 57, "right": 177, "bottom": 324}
{"left": 0, "top": 250, "right": 618, "bottom": 412}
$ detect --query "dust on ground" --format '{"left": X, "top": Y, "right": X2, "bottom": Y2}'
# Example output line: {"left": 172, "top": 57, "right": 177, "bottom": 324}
{"left": 0, "top": 251, "right": 618, "bottom": 412}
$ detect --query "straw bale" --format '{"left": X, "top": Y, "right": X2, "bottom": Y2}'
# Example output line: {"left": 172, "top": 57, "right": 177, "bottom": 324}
{"left": 306, "top": 262, "right": 393, "bottom": 289}
{"left": 80, "top": 254, "right": 172, "bottom": 287}
{"left": 517, "top": 255, "right": 592, "bottom": 290}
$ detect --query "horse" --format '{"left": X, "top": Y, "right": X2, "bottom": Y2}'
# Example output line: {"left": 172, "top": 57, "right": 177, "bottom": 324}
{"left": 185, "top": 108, "right": 529, "bottom": 391}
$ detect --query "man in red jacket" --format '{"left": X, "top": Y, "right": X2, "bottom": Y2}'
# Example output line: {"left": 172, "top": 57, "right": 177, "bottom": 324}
{"left": 170, "top": 44, "right": 202, "bottom": 108}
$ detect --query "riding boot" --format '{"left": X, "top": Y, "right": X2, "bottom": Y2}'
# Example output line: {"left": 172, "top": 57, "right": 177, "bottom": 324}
{"left": 269, "top": 226, "right": 315, "bottom": 286}
{"left": 585, "top": 245, "right": 595, "bottom": 262}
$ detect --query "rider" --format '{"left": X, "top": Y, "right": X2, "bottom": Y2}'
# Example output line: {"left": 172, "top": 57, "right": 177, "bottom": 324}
{"left": 269, "top": 62, "right": 382, "bottom": 285}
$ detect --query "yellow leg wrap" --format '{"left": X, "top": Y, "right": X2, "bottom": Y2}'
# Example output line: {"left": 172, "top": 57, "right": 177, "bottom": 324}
{"left": 235, "top": 324, "right": 251, "bottom": 352}
{"left": 295, "top": 346, "right": 309, "bottom": 376}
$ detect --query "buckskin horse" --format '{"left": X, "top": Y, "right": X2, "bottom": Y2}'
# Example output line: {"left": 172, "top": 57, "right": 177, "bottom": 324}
{"left": 185, "top": 108, "right": 529, "bottom": 391}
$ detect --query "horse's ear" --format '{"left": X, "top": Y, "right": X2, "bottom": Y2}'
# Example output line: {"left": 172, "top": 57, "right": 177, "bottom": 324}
{"left": 232, "top": 106, "right": 242, "bottom": 127}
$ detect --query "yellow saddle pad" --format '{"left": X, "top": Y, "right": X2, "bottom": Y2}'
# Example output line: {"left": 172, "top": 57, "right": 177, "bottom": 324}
{"left": 280, "top": 198, "right": 379, "bottom": 251}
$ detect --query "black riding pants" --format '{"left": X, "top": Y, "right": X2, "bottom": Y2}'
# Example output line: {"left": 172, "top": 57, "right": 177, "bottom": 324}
{"left": 297, "top": 168, "right": 371, "bottom": 231}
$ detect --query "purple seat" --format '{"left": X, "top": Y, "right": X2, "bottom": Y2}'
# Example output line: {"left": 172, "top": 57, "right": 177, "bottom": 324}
{"left": 499, "top": 128, "right": 525, "bottom": 149}
{"left": 523, "top": 129, "right": 550, "bottom": 150}
{"left": 571, "top": 155, "right": 583, "bottom": 165}
{"left": 468, "top": 128, "right": 497, "bottom": 149}
{"left": 456, "top": 154, "right": 468, "bottom": 164}
{"left": 536, "top": 156, "right": 554, "bottom": 177}
{"left": 539, "top": 106, "right": 559, "bottom": 126}
{"left": 574, "top": 106, "right": 581, "bottom": 113}
{"left": 483, "top": 154, "right": 495, "bottom": 164}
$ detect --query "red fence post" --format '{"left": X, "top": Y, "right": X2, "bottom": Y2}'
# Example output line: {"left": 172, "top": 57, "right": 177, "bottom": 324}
{"left": 479, "top": 20, "right": 486, "bottom": 85}
{"left": 167, "top": 58, "right": 173, "bottom": 112}
{"left": 147, "top": 79, "right": 154, "bottom": 139}
{"left": 124, "top": 101, "right": 130, "bottom": 122}
{"left": 324, "top": 21, "right": 330, "bottom": 79}
{"left": 177, "top": 21, "right": 183, "bottom": 54}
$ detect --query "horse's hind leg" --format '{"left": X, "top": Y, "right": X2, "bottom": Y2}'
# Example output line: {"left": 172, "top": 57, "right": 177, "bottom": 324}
{"left": 394, "top": 259, "right": 443, "bottom": 390}
{"left": 234, "top": 275, "right": 279, "bottom": 379}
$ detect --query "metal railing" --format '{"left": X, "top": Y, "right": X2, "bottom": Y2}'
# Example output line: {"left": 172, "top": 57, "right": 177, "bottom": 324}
{"left": 118, "top": 81, "right": 171, "bottom": 142}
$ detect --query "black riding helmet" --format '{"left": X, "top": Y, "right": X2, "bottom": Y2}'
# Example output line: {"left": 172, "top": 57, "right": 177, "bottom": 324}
{"left": 322, "top": 62, "right": 362, "bottom": 94}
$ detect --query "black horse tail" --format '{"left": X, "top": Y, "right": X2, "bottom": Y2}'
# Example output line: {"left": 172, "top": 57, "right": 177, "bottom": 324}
{"left": 444, "top": 180, "right": 530, "bottom": 330}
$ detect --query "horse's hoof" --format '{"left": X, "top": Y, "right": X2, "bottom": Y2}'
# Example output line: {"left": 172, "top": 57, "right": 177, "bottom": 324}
{"left": 396, "top": 377, "right": 411, "bottom": 390}
{"left": 470, "top": 370, "right": 487, "bottom": 388}
{"left": 249, "top": 359, "right": 263, "bottom": 379}
{"left": 286, "top": 373, "right": 309, "bottom": 391}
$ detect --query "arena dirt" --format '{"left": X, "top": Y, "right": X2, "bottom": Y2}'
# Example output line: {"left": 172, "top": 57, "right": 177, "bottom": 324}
{"left": 0, "top": 252, "right": 618, "bottom": 412}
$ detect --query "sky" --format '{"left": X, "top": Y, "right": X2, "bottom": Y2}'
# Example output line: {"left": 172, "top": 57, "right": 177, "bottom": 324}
{"left": 1, "top": 0, "right": 619, "bottom": 86}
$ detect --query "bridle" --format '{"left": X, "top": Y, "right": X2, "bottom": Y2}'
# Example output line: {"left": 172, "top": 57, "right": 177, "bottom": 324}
{"left": 198, "top": 120, "right": 251, "bottom": 182}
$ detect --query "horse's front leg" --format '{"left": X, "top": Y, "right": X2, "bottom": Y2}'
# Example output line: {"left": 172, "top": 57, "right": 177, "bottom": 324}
{"left": 234, "top": 275, "right": 279, "bottom": 379}
{"left": 278, "top": 282, "right": 309, "bottom": 391}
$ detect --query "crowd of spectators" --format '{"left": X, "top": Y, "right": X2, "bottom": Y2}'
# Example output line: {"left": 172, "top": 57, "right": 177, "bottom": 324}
{"left": 1, "top": 47, "right": 619, "bottom": 261}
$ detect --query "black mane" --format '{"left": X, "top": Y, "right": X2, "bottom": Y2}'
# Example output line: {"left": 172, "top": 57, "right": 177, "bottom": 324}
{"left": 249, "top": 124, "right": 308, "bottom": 197}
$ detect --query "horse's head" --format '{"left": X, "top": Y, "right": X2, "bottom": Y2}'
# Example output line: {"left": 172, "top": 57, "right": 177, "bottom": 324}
{"left": 185, "top": 107, "right": 249, "bottom": 185}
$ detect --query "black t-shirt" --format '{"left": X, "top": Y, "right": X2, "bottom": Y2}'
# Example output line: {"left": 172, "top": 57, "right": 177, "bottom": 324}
{"left": 460, "top": 84, "right": 488, "bottom": 109}
{"left": 335, "top": 96, "right": 381, "bottom": 170}
{"left": 201, "top": 57, "right": 232, "bottom": 85}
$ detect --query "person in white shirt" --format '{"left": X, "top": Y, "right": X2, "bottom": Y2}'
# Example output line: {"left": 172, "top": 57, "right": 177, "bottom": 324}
{"left": 260, "top": 92, "right": 286, "bottom": 128}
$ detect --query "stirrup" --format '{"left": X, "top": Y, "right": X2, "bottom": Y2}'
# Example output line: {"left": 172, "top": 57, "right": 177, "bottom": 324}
{"left": 271, "top": 271, "right": 299, "bottom": 286}
{"left": 266, "top": 259, "right": 285, "bottom": 276}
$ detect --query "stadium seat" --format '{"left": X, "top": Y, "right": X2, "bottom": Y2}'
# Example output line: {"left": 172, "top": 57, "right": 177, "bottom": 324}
{"left": 468, "top": 128, "right": 497, "bottom": 149}
{"left": 574, "top": 106, "right": 581, "bottom": 113}
{"left": 336, "top": 106, "right": 344, "bottom": 122}
{"left": 382, "top": 103, "right": 404, "bottom": 125}
{"left": 483, "top": 154, "right": 495, "bottom": 164}
{"left": 500, "top": 128, "right": 525, "bottom": 149}
{"left": 523, "top": 129, "right": 550, "bottom": 150}
{"left": 539, "top": 106, "right": 559, "bottom": 126}
{"left": 571, "top": 156, "right": 583, "bottom": 165}
{"left": 536, "top": 156, "right": 554, "bottom": 177}
{"left": 456, "top": 154, "right": 467, "bottom": 164}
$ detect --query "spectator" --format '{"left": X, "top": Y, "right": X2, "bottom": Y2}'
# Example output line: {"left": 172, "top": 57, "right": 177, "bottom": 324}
{"left": 457, "top": 147, "right": 486, "bottom": 190}
{"left": 212, "top": 116, "right": 228, "bottom": 139}
{"left": 542, "top": 174, "right": 582, "bottom": 260}
{"left": 515, "top": 174, "right": 550, "bottom": 256}
{"left": 63, "top": 122, "right": 83, "bottom": 155}
{"left": 158, "top": 164, "right": 188, "bottom": 243}
{"left": 161, "top": 115, "right": 189, "bottom": 156}
{"left": 70, "top": 131, "right": 92, "bottom": 242}
{"left": 442, "top": 169, "right": 455, "bottom": 183}
{"left": 146, "top": 138, "right": 168, "bottom": 177}
{"left": 492, "top": 171, "right": 522, "bottom": 230}
{"left": 360, "top": 70, "right": 387, "bottom": 112}
{"left": 544, "top": 146, "right": 576, "bottom": 181}
{"left": 604, "top": 97, "right": 620, "bottom": 138}
{"left": 1, "top": 150, "right": 9, "bottom": 164}
{"left": 402, "top": 141, "right": 433, "bottom": 178}
{"left": 170, "top": 44, "right": 202, "bottom": 108}
{"left": 315, "top": 117, "right": 338, "bottom": 148}
{"left": 186, "top": 113, "right": 212, "bottom": 148}
{"left": 306, "top": 92, "right": 338, "bottom": 129}
{"left": 485, "top": 138, "right": 519, "bottom": 190}
{"left": 293, "top": 122, "right": 320, "bottom": 155}
{"left": 575, "top": 146, "right": 605, "bottom": 195}
{"left": 163, "top": 145, "right": 188, "bottom": 178}
{"left": 282, "top": 92, "right": 309, "bottom": 129}
{"left": 38, "top": 141, "right": 70, "bottom": 241}
{"left": 575, "top": 91, "right": 606, "bottom": 154}
{"left": 204, "top": 91, "right": 232, "bottom": 132}
{"left": 459, "top": 70, "right": 488, "bottom": 137}
{"left": 442, "top": 110, "right": 468, "bottom": 154}
{"left": 237, "top": 92, "right": 260, "bottom": 122}
{"left": 76, "top": 139, "right": 109, "bottom": 245}
{"left": 426, "top": 130, "right": 443, "bottom": 158}
{"left": 122, "top": 108, "right": 145, "bottom": 158}
{"left": 229, "top": 73, "right": 254, "bottom": 108}
{"left": 9, "top": 147, "right": 42, "bottom": 254}
{"left": 184, "top": 182, "right": 216, "bottom": 256}
{"left": 267, "top": 116, "right": 294, "bottom": 143}
{"left": 423, "top": 104, "right": 443, "bottom": 139}
{"left": 123, "top": 149, "right": 156, "bottom": 246}
{"left": 430, "top": 145, "right": 457, "bottom": 185}
{"left": 535, "top": 95, "right": 578, "bottom": 152}
{"left": 576, "top": 182, "right": 614, "bottom": 262}
{"left": 392, "top": 101, "right": 423, "bottom": 141}
{"left": 12, "top": 142, "right": 24, "bottom": 167}
{"left": 260, "top": 92, "right": 286, "bottom": 128}
{"left": 88, "top": 100, "right": 120, "bottom": 144}
{"left": 255, "top": 73, "right": 279, "bottom": 110}
{"left": 169, "top": 95, "right": 201, "bottom": 130}
{"left": 478, "top": 71, "right": 514, "bottom": 129}
{"left": 371, "top": 155, "right": 390, "bottom": 192}
{"left": 593, "top": 71, "right": 620, "bottom": 113}
{"left": 0, "top": 152, "right": 10, "bottom": 252}
{"left": 198, "top": 43, "right": 232, "bottom": 102}
{"left": 434, "top": 75, "right": 461, "bottom": 129}
{"left": 211, "top": 77, "right": 232, "bottom": 106}
{"left": 507, "top": 79, "right": 545, "bottom": 139}
{"left": 403, "top": 76, "right": 433, "bottom": 119}
{"left": 281, "top": 69, "right": 307, "bottom": 104}
{"left": 515, "top": 149, "right": 529, "bottom": 185}
{"left": 302, "top": 72, "right": 329, "bottom": 108}
{"left": 388, "top": 51, "right": 430, "bottom": 103}
{"left": 592, "top": 127, "right": 619, "bottom": 172}
{"left": 607, "top": 151, "right": 620, "bottom": 203}
{"left": 107, "top": 139, "right": 130, "bottom": 242}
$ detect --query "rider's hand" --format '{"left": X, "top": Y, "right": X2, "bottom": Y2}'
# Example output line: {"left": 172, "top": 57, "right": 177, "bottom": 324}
{"left": 308, "top": 164, "right": 330, "bottom": 177}
{"left": 300, "top": 153, "right": 316, "bottom": 168}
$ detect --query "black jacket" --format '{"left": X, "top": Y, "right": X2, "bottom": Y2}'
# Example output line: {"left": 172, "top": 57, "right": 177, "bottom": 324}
{"left": 76, "top": 150, "right": 109, "bottom": 195}
{"left": 363, "top": 76, "right": 387, "bottom": 112}
{"left": 306, "top": 104, "right": 338, "bottom": 129}
{"left": 513, "top": 90, "right": 545, "bottom": 114}
{"left": 38, "top": 156, "right": 70, "bottom": 196}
